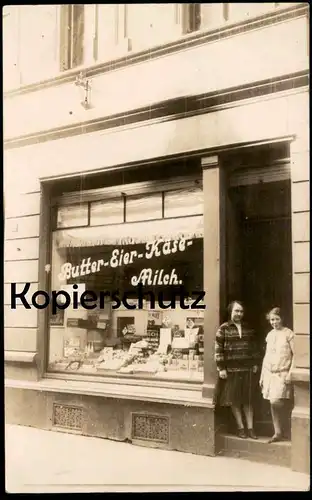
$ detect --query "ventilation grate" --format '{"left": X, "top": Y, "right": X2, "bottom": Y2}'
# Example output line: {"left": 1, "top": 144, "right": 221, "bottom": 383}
{"left": 52, "top": 403, "right": 84, "bottom": 431}
{"left": 132, "top": 413, "right": 169, "bottom": 443}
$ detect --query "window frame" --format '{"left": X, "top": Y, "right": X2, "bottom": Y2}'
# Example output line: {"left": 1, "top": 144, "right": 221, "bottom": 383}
{"left": 52, "top": 175, "right": 203, "bottom": 207}
{"left": 60, "top": 4, "right": 85, "bottom": 72}
{"left": 43, "top": 173, "right": 204, "bottom": 386}
{"left": 52, "top": 175, "right": 203, "bottom": 230}
{"left": 182, "top": 3, "right": 202, "bottom": 35}
{"left": 56, "top": 202, "right": 90, "bottom": 230}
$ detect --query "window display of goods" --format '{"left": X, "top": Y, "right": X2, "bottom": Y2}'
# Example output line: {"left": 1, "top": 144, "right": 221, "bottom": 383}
{"left": 132, "top": 362, "right": 165, "bottom": 374}
{"left": 49, "top": 310, "right": 205, "bottom": 377}
{"left": 87, "top": 329, "right": 106, "bottom": 352}
{"left": 64, "top": 347, "right": 88, "bottom": 370}
{"left": 122, "top": 335, "right": 143, "bottom": 346}
{"left": 95, "top": 350, "right": 136, "bottom": 371}
{"left": 119, "top": 351, "right": 172, "bottom": 374}
{"left": 130, "top": 339, "right": 149, "bottom": 350}
{"left": 120, "top": 359, "right": 166, "bottom": 374}
{"left": 123, "top": 324, "right": 136, "bottom": 335}
{"left": 97, "top": 359, "right": 127, "bottom": 371}
{"left": 171, "top": 349, "right": 184, "bottom": 359}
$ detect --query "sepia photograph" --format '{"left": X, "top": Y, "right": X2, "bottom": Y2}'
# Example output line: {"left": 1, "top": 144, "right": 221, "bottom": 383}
{"left": 3, "top": 2, "right": 310, "bottom": 492}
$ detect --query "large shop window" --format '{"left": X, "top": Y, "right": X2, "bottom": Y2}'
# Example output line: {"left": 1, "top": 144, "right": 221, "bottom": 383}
{"left": 48, "top": 177, "right": 204, "bottom": 382}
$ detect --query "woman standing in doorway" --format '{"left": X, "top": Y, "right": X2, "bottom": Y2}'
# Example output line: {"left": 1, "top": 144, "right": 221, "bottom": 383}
{"left": 214, "top": 301, "right": 260, "bottom": 439}
{"left": 260, "top": 307, "right": 295, "bottom": 443}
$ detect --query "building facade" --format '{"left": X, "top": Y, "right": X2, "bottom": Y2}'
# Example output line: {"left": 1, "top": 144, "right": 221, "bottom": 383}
{"left": 4, "top": 3, "right": 310, "bottom": 474}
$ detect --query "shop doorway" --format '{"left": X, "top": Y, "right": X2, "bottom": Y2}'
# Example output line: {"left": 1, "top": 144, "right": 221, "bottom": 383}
{"left": 225, "top": 164, "right": 293, "bottom": 437}
{"left": 241, "top": 216, "right": 292, "bottom": 341}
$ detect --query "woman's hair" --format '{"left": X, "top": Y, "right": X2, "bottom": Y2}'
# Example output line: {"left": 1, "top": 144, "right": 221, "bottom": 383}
{"left": 227, "top": 300, "right": 244, "bottom": 316}
{"left": 266, "top": 307, "right": 282, "bottom": 321}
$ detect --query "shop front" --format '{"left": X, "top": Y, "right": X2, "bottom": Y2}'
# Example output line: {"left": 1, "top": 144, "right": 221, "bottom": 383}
{"left": 5, "top": 84, "right": 309, "bottom": 472}
{"left": 6, "top": 158, "right": 218, "bottom": 457}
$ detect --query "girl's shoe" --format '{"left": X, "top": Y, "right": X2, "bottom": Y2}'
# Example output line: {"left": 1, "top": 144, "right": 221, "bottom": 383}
{"left": 267, "top": 434, "right": 282, "bottom": 443}
{"left": 237, "top": 428, "right": 247, "bottom": 439}
{"left": 247, "top": 429, "right": 258, "bottom": 439}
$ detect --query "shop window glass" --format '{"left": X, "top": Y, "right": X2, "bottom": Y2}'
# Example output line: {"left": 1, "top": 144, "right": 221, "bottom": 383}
{"left": 164, "top": 187, "right": 204, "bottom": 218}
{"left": 90, "top": 199, "right": 124, "bottom": 226}
{"left": 57, "top": 204, "right": 89, "bottom": 229}
{"left": 126, "top": 193, "right": 162, "bottom": 222}
{"left": 48, "top": 180, "right": 204, "bottom": 382}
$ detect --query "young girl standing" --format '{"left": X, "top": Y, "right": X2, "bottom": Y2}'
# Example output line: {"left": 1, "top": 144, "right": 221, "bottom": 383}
{"left": 260, "top": 307, "right": 295, "bottom": 443}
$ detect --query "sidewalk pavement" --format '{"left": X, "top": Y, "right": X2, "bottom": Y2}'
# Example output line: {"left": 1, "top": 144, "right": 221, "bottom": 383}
{"left": 5, "top": 424, "right": 310, "bottom": 493}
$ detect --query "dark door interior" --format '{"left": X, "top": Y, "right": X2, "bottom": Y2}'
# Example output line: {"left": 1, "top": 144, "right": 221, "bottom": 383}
{"left": 242, "top": 216, "right": 293, "bottom": 436}
{"left": 242, "top": 217, "right": 293, "bottom": 340}
{"left": 226, "top": 178, "right": 293, "bottom": 436}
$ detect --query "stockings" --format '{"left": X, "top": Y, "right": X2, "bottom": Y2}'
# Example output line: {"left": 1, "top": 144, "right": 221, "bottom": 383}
{"left": 231, "top": 400, "right": 287, "bottom": 439}
{"left": 231, "top": 404, "right": 254, "bottom": 430}
{"left": 270, "top": 399, "right": 284, "bottom": 437}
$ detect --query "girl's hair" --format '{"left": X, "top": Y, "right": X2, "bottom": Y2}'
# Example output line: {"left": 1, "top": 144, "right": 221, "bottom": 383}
{"left": 227, "top": 300, "right": 244, "bottom": 316}
{"left": 266, "top": 307, "right": 282, "bottom": 321}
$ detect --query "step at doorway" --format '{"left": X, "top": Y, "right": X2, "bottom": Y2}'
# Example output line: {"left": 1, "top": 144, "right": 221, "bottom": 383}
{"left": 216, "top": 433, "right": 291, "bottom": 468}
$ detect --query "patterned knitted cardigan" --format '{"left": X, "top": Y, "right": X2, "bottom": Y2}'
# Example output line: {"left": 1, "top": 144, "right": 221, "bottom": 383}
{"left": 214, "top": 321, "right": 260, "bottom": 373}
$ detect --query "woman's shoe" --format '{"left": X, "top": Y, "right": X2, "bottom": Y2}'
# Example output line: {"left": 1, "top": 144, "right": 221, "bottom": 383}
{"left": 267, "top": 434, "right": 282, "bottom": 443}
{"left": 247, "top": 429, "right": 258, "bottom": 440}
{"left": 237, "top": 428, "right": 247, "bottom": 439}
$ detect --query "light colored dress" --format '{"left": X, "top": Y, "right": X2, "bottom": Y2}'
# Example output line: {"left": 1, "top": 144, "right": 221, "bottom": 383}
{"left": 260, "top": 327, "right": 294, "bottom": 400}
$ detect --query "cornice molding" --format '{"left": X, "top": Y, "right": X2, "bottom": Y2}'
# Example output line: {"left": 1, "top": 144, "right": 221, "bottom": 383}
{"left": 3, "top": 3, "right": 308, "bottom": 99}
{"left": 4, "top": 70, "right": 309, "bottom": 151}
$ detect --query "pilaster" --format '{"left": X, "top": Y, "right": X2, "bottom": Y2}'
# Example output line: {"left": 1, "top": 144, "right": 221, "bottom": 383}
{"left": 289, "top": 136, "right": 310, "bottom": 474}
{"left": 201, "top": 155, "right": 226, "bottom": 399}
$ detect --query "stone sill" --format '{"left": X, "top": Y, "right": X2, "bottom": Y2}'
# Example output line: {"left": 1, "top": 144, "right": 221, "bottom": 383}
{"left": 292, "top": 406, "right": 310, "bottom": 418}
{"left": 291, "top": 368, "right": 310, "bottom": 383}
{"left": 5, "top": 377, "right": 214, "bottom": 409}
{"left": 4, "top": 351, "right": 37, "bottom": 364}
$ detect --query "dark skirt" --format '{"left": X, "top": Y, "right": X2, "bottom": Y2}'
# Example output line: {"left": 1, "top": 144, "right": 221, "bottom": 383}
{"left": 213, "top": 369, "right": 257, "bottom": 407}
